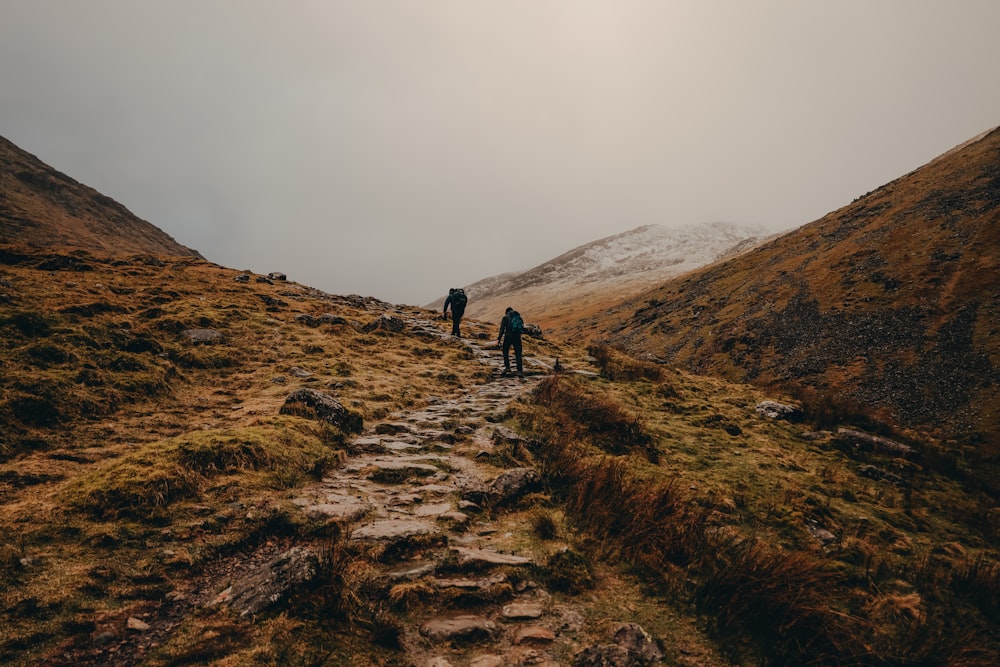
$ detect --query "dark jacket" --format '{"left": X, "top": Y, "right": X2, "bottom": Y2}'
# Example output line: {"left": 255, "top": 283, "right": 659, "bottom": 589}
{"left": 444, "top": 292, "right": 466, "bottom": 315}
{"left": 498, "top": 311, "right": 522, "bottom": 341}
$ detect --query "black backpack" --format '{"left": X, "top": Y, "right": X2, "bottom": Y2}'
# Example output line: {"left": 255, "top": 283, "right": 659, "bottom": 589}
{"left": 451, "top": 288, "right": 467, "bottom": 309}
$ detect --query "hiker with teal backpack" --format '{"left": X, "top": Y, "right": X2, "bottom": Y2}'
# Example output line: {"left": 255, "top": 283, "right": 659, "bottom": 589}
{"left": 443, "top": 288, "right": 468, "bottom": 337}
{"left": 497, "top": 306, "right": 524, "bottom": 377}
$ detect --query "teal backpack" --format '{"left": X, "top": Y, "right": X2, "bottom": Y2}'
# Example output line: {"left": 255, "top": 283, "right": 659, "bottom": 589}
{"left": 509, "top": 311, "right": 524, "bottom": 334}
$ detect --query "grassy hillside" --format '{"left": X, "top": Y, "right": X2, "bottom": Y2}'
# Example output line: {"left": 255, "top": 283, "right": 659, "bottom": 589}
{"left": 0, "top": 136, "right": 200, "bottom": 257}
{"left": 2, "top": 128, "right": 998, "bottom": 665}
{"left": 0, "top": 246, "right": 504, "bottom": 664}
{"left": 516, "top": 346, "right": 1000, "bottom": 665}
{"left": 587, "top": 127, "right": 1000, "bottom": 456}
{"left": 2, "top": 245, "right": 997, "bottom": 666}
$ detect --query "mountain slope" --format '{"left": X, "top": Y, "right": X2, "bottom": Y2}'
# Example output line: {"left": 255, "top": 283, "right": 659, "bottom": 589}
{"left": 432, "top": 222, "right": 773, "bottom": 330}
{"left": 591, "top": 126, "right": 1000, "bottom": 449}
{"left": 1, "top": 137, "right": 997, "bottom": 666}
{"left": 0, "top": 135, "right": 201, "bottom": 258}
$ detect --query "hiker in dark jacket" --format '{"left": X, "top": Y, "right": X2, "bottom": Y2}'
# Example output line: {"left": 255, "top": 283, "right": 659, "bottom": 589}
{"left": 497, "top": 306, "right": 523, "bottom": 377}
{"left": 442, "top": 288, "right": 467, "bottom": 337}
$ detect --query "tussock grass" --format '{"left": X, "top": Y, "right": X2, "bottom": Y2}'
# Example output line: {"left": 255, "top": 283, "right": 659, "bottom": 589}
{"left": 3, "top": 245, "right": 997, "bottom": 664}
{"left": 62, "top": 417, "right": 335, "bottom": 520}
{"left": 519, "top": 353, "right": 1000, "bottom": 665}
{"left": 588, "top": 343, "right": 663, "bottom": 382}
{"left": 532, "top": 375, "right": 655, "bottom": 460}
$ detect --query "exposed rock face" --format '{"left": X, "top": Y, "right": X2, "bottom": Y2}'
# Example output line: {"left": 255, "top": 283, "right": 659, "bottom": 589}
{"left": 462, "top": 467, "right": 541, "bottom": 506}
{"left": 835, "top": 427, "right": 916, "bottom": 458}
{"left": 573, "top": 622, "right": 663, "bottom": 666}
{"left": 208, "top": 547, "right": 318, "bottom": 617}
{"left": 362, "top": 314, "right": 407, "bottom": 334}
{"left": 573, "top": 644, "right": 632, "bottom": 667}
{"left": 181, "top": 328, "right": 223, "bottom": 343}
{"left": 279, "top": 387, "right": 363, "bottom": 433}
{"left": 614, "top": 622, "right": 664, "bottom": 664}
{"left": 755, "top": 400, "right": 802, "bottom": 421}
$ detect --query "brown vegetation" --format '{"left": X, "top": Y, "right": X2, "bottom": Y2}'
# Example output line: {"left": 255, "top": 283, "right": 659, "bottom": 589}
{"left": 581, "top": 127, "right": 1000, "bottom": 455}
{"left": 517, "top": 370, "right": 1000, "bottom": 665}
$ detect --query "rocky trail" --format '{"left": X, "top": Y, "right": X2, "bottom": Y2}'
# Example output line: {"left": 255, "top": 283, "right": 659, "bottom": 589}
{"left": 75, "top": 313, "right": 724, "bottom": 667}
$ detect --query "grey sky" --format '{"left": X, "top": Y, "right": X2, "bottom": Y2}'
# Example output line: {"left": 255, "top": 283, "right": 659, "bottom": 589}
{"left": 2, "top": 1, "right": 998, "bottom": 305}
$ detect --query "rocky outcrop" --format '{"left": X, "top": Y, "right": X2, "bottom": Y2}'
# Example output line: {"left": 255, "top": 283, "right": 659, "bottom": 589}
{"left": 835, "top": 427, "right": 916, "bottom": 458}
{"left": 181, "top": 328, "right": 223, "bottom": 344}
{"left": 755, "top": 400, "right": 802, "bottom": 421}
{"left": 362, "top": 314, "right": 407, "bottom": 334}
{"left": 461, "top": 467, "right": 541, "bottom": 507}
{"left": 208, "top": 546, "right": 318, "bottom": 617}
{"left": 279, "top": 387, "right": 363, "bottom": 433}
{"left": 573, "top": 622, "right": 664, "bottom": 666}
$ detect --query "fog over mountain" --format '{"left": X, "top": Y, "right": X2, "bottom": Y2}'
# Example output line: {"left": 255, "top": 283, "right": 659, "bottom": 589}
{"left": 434, "top": 222, "right": 772, "bottom": 327}
{"left": 3, "top": 2, "right": 999, "bottom": 304}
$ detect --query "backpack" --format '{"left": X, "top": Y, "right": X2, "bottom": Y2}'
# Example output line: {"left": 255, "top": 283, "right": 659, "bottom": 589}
{"left": 509, "top": 311, "right": 524, "bottom": 334}
{"left": 451, "top": 288, "right": 467, "bottom": 309}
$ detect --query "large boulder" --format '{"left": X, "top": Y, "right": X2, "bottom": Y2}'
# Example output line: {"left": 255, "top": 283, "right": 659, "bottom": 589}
{"left": 461, "top": 467, "right": 541, "bottom": 506}
{"left": 362, "top": 314, "right": 407, "bottom": 334}
{"left": 279, "top": 388, "right": 363, "bottom": 433}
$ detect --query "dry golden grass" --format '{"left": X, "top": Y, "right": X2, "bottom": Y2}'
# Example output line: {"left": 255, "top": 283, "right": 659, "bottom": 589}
{"left": 579, "top": 128, "right": 1000, "bottom": 457}
{"left": 2, "top": 243, "right": 998, "bottom": 665}
{"left": 0, "top": 246, "right": 496, "bottom": 665}
{"left": 516, "top": 359, "right": 1000, "bottom": 665}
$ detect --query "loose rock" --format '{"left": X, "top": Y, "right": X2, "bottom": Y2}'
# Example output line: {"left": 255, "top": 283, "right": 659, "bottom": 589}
{"left": 420, "top": 615, "right": 497, "bottom": 643}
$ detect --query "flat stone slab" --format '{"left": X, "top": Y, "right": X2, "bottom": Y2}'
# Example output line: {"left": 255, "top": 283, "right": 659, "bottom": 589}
{"left": 414, "top": 501, "right": 455, "bottom": 517}
{"left": 182, "top": 328, "right": 223, "bottom": 343}
{"left": 502, "top": 603, "right": 544, "bottom": 620}
{"left": 451, "top": 546, "right": 532, "bottom": 567}
{"left": 420, "top": 614, "right": 497, "bottom": 643}
{"left": 388, "top": 561, "right": 437, "bottom": 580}
{"left": 361, "top": 460, "right": 442, "bottom": 482}
{"left": 513, "top": 625, "right": 556, "bottom": 645}
{"left": 436, "top": 511, "right": 471, "bottom": 528}
{"left": 350, "top": 519, "right": 439, "bottom": 541}
{"left": 435, "top": 573, "right": 508, "bottom": 590}
{"left": 468, "top": 657, "right": 504, "bottom": 667}
{"left": 374, "top": 422, "right": 413, "bottom": 435}
{"left": 387, "top": 492, "right": 422, "bottom": 507}
{"left": 347, "top": 436, "right": 384, "bottom": 453}
{"left": 301, "top": 500, "right": 370, "bottom": 522}
{"left": 414, "top": 483, "right": 456, "bottom": 495}
{"left": 382, "top": 440, "right": 422, "bottom": 452}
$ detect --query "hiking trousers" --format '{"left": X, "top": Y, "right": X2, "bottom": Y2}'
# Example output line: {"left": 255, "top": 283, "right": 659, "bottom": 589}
{"left": 450, "top": 309, "right": 464, "bottom": 336}
{"left": 503, "top": 334, "right": 522, "bottom": 373}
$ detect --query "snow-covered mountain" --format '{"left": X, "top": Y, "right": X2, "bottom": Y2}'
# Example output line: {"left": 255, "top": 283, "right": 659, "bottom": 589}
{"left": 434, "top": 222, "right": 775, "bottom": 330}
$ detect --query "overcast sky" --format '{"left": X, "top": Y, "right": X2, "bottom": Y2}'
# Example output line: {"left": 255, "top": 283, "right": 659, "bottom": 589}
{"left": 2, "top": 1, "right": 998, "bottom": 305}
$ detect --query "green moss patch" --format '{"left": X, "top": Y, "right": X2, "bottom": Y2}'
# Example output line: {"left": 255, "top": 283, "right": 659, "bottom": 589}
{"left": 62, "top": 417, "right": 336, "bottom": 520}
